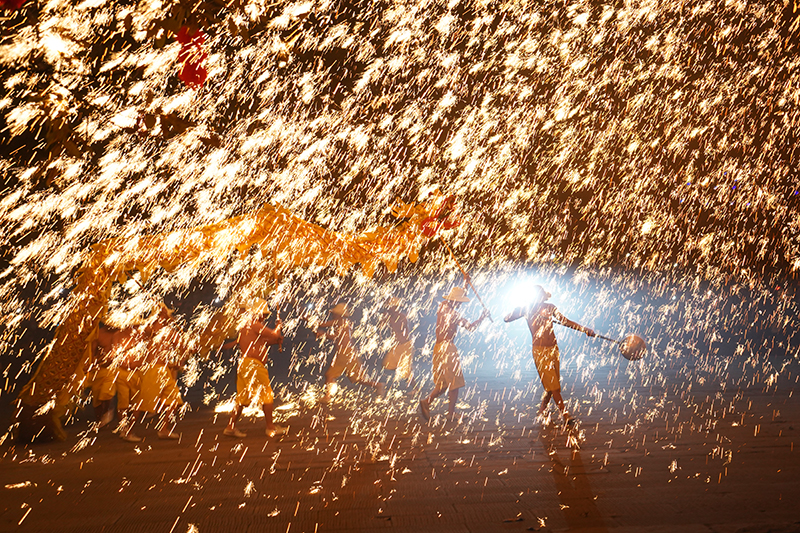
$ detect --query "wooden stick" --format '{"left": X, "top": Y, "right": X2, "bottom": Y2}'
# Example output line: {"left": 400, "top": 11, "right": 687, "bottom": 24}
{"left": 440, "top": 235, "right": 493, "bottom": 322}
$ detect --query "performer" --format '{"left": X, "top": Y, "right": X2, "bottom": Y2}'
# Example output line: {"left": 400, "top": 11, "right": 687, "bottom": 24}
{"left": 504, "top": 285, "right": 595, "bottom": 425}
{"left": 89, "top": 322, "right": 143, "bottom": 438}
{"left": 223, "top": 299, "right": 287, "bottom": 438}
{"left": 419, "top": 287, "right": 488, "bottom": 423}
{"left": 89, "top": 323, "right": 117, "bottom": 426}
{"left": 132, "top": 303, "right": 193, "bottom": 440}
{"left": 379, "top": 297, "right": 415, "bottom": 388}
{"left": 316, "top": 303, "right": 384, "bottom": 404}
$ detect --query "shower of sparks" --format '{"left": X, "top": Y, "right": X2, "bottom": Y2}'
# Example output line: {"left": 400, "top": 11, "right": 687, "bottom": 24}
{"left": 1, "top": 0, "right": 799, "bottom": 529}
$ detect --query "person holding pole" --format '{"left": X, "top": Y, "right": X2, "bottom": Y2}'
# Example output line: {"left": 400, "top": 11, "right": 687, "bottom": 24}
{"left": 379, "top": 296, "right": 416, "bottom": 388}
{"left": 504, "top": 285, "right": 595, "bottom": 426}
{"left": 419, "top": 287, "right": 488, "bottom": 423}
{"left": 316, "top": 303, "right": 385, "bottom": 404}
{"left": 223, "top": 298, "right": 287, "bottom": 438}
{"left": 89, "top": 322, "right": 131, "bottom": 427}
{"left": 131, "top": 303, "right": 193, "bottom": 440}
{"left": 90, "top": 322, "right": 145, "bottom": 440}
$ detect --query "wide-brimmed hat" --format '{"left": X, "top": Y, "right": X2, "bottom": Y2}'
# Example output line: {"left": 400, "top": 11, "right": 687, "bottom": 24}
{"left": 330, "top": 303, "right": 351, "bottom": 317}
{"left": 531, "top": 285, "right": 551, "bottom": 303}
{"left": 443, "top": 287, "right": 470, "bottom": 303}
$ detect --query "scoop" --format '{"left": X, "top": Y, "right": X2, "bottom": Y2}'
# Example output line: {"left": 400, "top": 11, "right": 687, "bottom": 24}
{"left": 596, "top": 333, "right": 647, "bottom": 361}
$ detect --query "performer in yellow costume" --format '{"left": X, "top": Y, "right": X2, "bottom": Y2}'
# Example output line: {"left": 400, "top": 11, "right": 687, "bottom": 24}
{"left": 419, "top": 287, "right": 487, "bottom": 423}
{"left": 133, "top": 304, "right": 193, "bottom": 440}
{"left": 379, "top": 297, "right": 415, "bottom": 387}
{"left": 504, "top": 285, "right": 595, "bottom": 426}
{"left": 223, "top": 299, "right": 287, "bottom": 438}
{"left": 316, "top": 303, "right": 384, "bottom": 404}
{"left": 90, "top": 323, "right": 145, "bottom": 438}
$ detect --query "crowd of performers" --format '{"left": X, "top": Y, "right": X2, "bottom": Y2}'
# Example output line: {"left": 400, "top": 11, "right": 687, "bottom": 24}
{"left": 80, "top": 284, "right": 595, "bottom": 443}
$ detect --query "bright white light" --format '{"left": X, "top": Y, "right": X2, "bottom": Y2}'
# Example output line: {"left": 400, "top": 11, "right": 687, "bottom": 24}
{"left": 503, "top": 277, "right": 543, "bottom": 311}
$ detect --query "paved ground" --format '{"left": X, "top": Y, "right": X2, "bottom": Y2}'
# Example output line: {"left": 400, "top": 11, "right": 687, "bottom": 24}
{"left": 2, "top": 352, "right": 799, "bottom": 533}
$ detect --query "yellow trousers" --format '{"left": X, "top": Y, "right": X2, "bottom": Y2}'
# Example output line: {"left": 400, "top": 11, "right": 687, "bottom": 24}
{"left": 532, "top": 345, "right": 561, "bottom": 392}
{"left": 236, "top": 357, "right": 274, "bottom": 406}
{"left": 431, "top": 341, "right": 465, "bottom": 391}
{"left": 325, "top": 347, "right": 366, "bottom": 382}
{"left": 383, "top": 340, "right": 413, "bottom": 380}
{"left": 93, "top": 367, "right": 141, "bottom": 409}
{"left": 135, "top": 364, "right": 183, "bottom": 414}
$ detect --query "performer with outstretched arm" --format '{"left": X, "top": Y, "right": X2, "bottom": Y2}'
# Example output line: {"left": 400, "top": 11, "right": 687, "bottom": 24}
{"left": 223, "top": 298, "right": 287, "bottom": 438}
{"left": 504, "top": 285, "right": 595, "bottom": 426}
{"left": 419, "top": 287, "right": 488, "bottom": 423}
